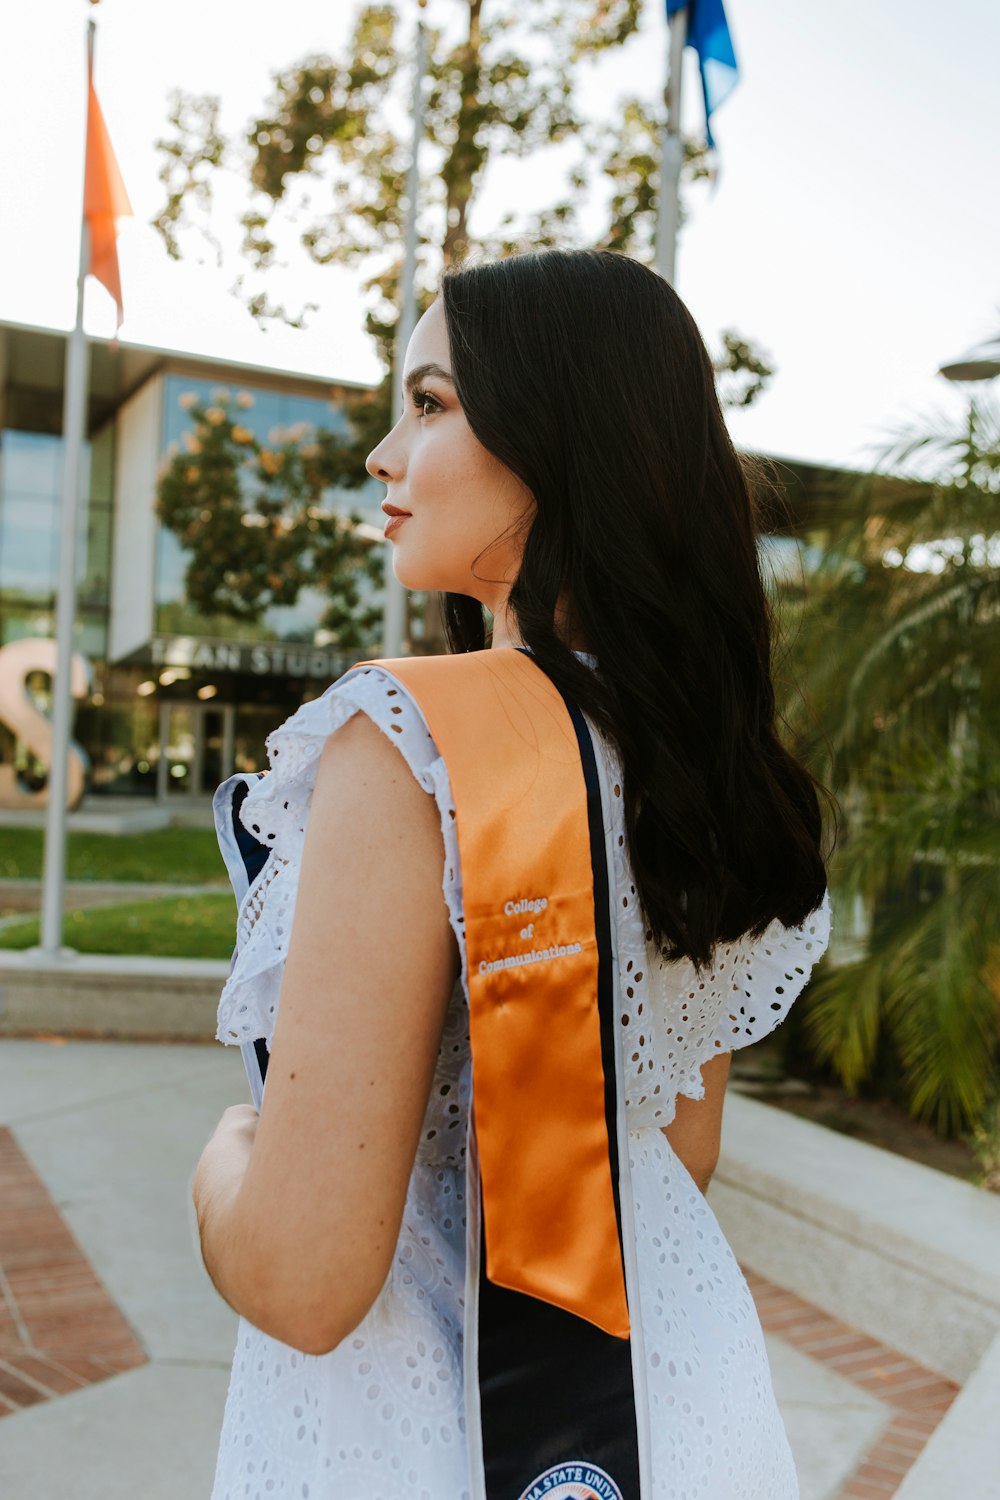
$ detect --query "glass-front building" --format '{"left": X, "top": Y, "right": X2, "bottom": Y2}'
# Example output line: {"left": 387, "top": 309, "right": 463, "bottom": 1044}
{"left": 0, "top": 317, "right": 871, "bottom": 811}
{"left": 0, "top": 319, "right": 386, "bottom": 804}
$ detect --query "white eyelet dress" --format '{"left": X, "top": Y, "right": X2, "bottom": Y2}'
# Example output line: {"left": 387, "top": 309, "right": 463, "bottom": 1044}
{"left": 209, "top": 655, "right": 832, "bottom": 1500}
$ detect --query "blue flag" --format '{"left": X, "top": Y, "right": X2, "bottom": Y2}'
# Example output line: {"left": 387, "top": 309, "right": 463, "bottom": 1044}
{"left": 666, "top": 0, "right": 739, "bottom": 149}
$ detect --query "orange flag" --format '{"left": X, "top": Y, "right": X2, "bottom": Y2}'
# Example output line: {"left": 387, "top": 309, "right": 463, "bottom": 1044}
{"left": 84, "top": 54, "right": 132, "bottom": 332}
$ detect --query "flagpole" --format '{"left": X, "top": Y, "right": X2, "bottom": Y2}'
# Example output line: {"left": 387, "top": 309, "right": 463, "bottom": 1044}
{"left": 381, "top": 0, "right": 427, "bottom": 658}
{"left": 39, "top": 19, "right": 96, "bottom": 958}
{"left": 654, "top": 5, "right": 688, "bottom": 285}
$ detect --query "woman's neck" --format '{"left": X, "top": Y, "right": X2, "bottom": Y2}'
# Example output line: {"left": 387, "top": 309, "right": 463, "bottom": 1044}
{"left": 489, "top": 606, "right": 523, "bottom": 651}
{"left": 489, "top": 599, "right": 589, "bottom": 655}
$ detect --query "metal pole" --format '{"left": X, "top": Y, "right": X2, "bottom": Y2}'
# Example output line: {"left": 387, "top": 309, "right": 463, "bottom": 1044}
{"left": 39, "top": 21, "right": 95, "bottom": 958}
{"left": 221, "top": 702, "right": 236, "bottom": 780}
{"left": 156, "top": 701, "right": 170, "bottom": 802}
{"left": 654, "top": 6, "right": 688, "bottom": 285}
{"left": 381, "top": 2, "right": 427, "bottom": 658}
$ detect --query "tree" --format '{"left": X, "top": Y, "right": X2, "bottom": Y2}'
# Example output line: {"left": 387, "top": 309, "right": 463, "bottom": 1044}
{"left": 153, "top": 1, "right": 773, "bottom": 647}
{"left": 782, "top": 374, "right": 1000, "bottom": 1137}
{"left": 156, "top": 388, "right": 384, "bottom": 645}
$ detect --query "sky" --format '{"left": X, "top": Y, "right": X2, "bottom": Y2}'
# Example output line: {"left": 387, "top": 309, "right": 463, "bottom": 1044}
{"left": 2, "top": 0, "right": 997, "bottom": 474}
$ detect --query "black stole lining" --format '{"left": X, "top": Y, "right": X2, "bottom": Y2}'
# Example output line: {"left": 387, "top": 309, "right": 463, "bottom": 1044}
{"left": 475, "top": 657, "right": 640, "bottom": 1500}
{"left": 564, "top": 695, "right": 625, "bottom": 1271}
{"left": 230, "top": 776, "right": 273, "bottom": 1087}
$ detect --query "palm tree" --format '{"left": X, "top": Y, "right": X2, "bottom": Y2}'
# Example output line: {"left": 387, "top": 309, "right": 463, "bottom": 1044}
{"left": 779, "top": 381, "right": 1000, "bottom": 1135}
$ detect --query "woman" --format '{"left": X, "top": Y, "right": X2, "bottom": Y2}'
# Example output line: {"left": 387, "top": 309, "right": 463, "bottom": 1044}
{"left": 195, "top": 248, "right": 831, "bottom": 1500}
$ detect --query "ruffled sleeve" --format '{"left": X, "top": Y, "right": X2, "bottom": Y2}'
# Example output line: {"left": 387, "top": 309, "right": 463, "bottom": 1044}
{"left": 705, "top": 888, "right": 832, "bottom": 1053}
{"left": 212, "top": 664, "right": 465, "bottom": 1051}
{"left": 624, "top": 889, "right": 832, "bottom": 1129}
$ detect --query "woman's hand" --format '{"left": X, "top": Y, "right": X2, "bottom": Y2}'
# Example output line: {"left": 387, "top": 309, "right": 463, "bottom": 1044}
{"left": 191, "top": 1104, "right": 259, "bottom": 1283}
{"left": 210, "top": 1102, "right": 260, "bottom": 1149}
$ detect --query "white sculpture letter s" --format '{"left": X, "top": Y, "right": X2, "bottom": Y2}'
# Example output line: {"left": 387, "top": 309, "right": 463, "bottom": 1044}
{"left": 0, "top": 638, "right": 91, "bottom": 810}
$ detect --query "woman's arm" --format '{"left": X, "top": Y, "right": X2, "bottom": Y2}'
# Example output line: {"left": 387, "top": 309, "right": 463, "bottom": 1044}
{"left": 661, "top": 1051, "right": 732, "bottom": 1194}
{"left": 193, "top": 712, "right": 460, "bottom": 1355}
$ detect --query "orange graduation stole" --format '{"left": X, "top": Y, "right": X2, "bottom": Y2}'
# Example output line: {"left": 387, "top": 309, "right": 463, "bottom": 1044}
{"left": 354, "top": 648, "right": 641, "bottom": 1500}
{"left": 358, "top": 646, "right": 629, "bottom": 1337}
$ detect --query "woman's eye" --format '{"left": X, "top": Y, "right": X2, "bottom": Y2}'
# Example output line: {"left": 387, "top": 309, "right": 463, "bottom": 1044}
{"left": 410, "top": 389, "right": 440, "bottom": 418}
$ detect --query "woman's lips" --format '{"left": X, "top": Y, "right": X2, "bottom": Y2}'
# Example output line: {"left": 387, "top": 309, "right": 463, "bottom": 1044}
{"left": 384, "top": 513, "right": 409, "bottom": 539}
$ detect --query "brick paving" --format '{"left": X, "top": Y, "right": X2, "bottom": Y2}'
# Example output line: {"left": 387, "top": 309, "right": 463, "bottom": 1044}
{"left": 0, "top": 1121, "right": 962, "bottom": 1498}
{"left": 746, "top": 1269, "right": 961, "bottom": 1498}
{"left": 0, "top": 1126, "right": 147, "bottom": 1416}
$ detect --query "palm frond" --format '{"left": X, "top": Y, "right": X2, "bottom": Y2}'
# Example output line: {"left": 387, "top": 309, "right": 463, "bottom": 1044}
{"left": 778, "top": 384, "right": 1000, "bottom": 1135}
{"left": 804, "top": 956, "right": 884, "bottom": 1093}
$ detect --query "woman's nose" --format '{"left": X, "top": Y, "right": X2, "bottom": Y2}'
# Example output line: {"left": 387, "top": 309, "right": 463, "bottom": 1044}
{"left": 365, "top": 447, "right": 388, "bottom": 481}
{"left": 365, "top": 429, "right": 400, "bottom": 482}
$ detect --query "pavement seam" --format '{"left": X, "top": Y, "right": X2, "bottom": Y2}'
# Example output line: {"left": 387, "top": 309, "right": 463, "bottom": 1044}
{"left": 746, "top": 1268, "right": 960, "bottom": 1498}
{"left": 0, "top": 1126, "right": 149, "bottom": 1421}
{"left": 0, "top": 1266, "right": 32, "bottom": 1347}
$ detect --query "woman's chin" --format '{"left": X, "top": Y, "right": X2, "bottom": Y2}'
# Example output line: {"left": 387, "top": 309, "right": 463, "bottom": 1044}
{"left": 390, "top": 545, "right": 457, "bottom": 594}
{"left": 391, "top": 552, "right": 438, "bottom": 592}
{"left": 390, "top": 555, "right": 417, "bottom": 590}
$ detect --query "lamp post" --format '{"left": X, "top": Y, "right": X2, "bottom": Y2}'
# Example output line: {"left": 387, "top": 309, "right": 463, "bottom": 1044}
{"left": 934, "top": 335, "right": 996, "bottom": 817}
{"left": 937, "top": 338, "right": 1000, "bottom": 382}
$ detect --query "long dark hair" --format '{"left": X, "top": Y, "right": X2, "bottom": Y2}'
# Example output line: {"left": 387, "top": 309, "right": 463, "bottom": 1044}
{"left": 439, "top": 248, "right": 829, "bottom": 969}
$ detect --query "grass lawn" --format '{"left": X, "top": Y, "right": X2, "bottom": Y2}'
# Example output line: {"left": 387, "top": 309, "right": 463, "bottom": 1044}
{"left": 0, "top": 895, "right": 236, "bottom": 960}
{"left": 0, "top": 827, "right": 228, "bottom": 885}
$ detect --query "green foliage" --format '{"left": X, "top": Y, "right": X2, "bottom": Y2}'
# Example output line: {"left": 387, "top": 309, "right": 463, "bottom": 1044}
{"left": 587, "top": 96, "right": 711, "bottom": 259}
{"left": 0, "top": 896, "right": 236, "bottom": 961}
{"left": 594, "top": 96, "right": 661, "bottom": 256}
{"left": 155, "top": 389, "right": 384, "bottom": 639}
{"left": 151, "top": 0, "right": 771, "bottom": 408}
{"left": 570, "top": 0, "right": 643, "bottom": 54}
{"left": 714, "top": 331, "right": 776, "bottom": 410}
{"left": 785, "top": 385, "right": 1000, "bottom": 1135}
{"left": 153, "top": 91, "right": 227, "bottom": 264}
{"left": 806, "top": 745, "right": 1000, "bottom": 1134}
{"left": 0, "top": 828, "right": 228, "bottom": 884}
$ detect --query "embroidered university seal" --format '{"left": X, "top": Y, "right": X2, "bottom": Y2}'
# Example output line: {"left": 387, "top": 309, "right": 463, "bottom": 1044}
{"left": 516, "top": 1463, "right": 624, "bottom": 1500}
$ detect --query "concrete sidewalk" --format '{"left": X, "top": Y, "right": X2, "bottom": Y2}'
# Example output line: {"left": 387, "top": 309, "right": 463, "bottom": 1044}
{"left": 0, "top": 1039, "right": 243, "bottom": 1498}
{"left": 0, "top": 1038, "right": 947, "bottom": 1499}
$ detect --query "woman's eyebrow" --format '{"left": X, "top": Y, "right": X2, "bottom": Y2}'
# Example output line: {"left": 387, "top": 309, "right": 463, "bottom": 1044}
{"left": 404, "top": 362, "right": 455, "bottom": 394}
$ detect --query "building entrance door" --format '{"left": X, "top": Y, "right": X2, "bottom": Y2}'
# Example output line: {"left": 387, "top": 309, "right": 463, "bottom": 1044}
{"left": 156, "top": 701, "right": 235, "bottom": 800}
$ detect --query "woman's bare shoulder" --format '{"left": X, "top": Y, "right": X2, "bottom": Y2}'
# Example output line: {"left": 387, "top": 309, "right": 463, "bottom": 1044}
{"left": 311, "top": 705, "right": 437, "bottom": 828}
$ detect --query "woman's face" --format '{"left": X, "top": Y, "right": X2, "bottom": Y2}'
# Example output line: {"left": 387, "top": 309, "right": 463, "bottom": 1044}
{"left": 365, "top": 298, "right": 536, "bottom": 609}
